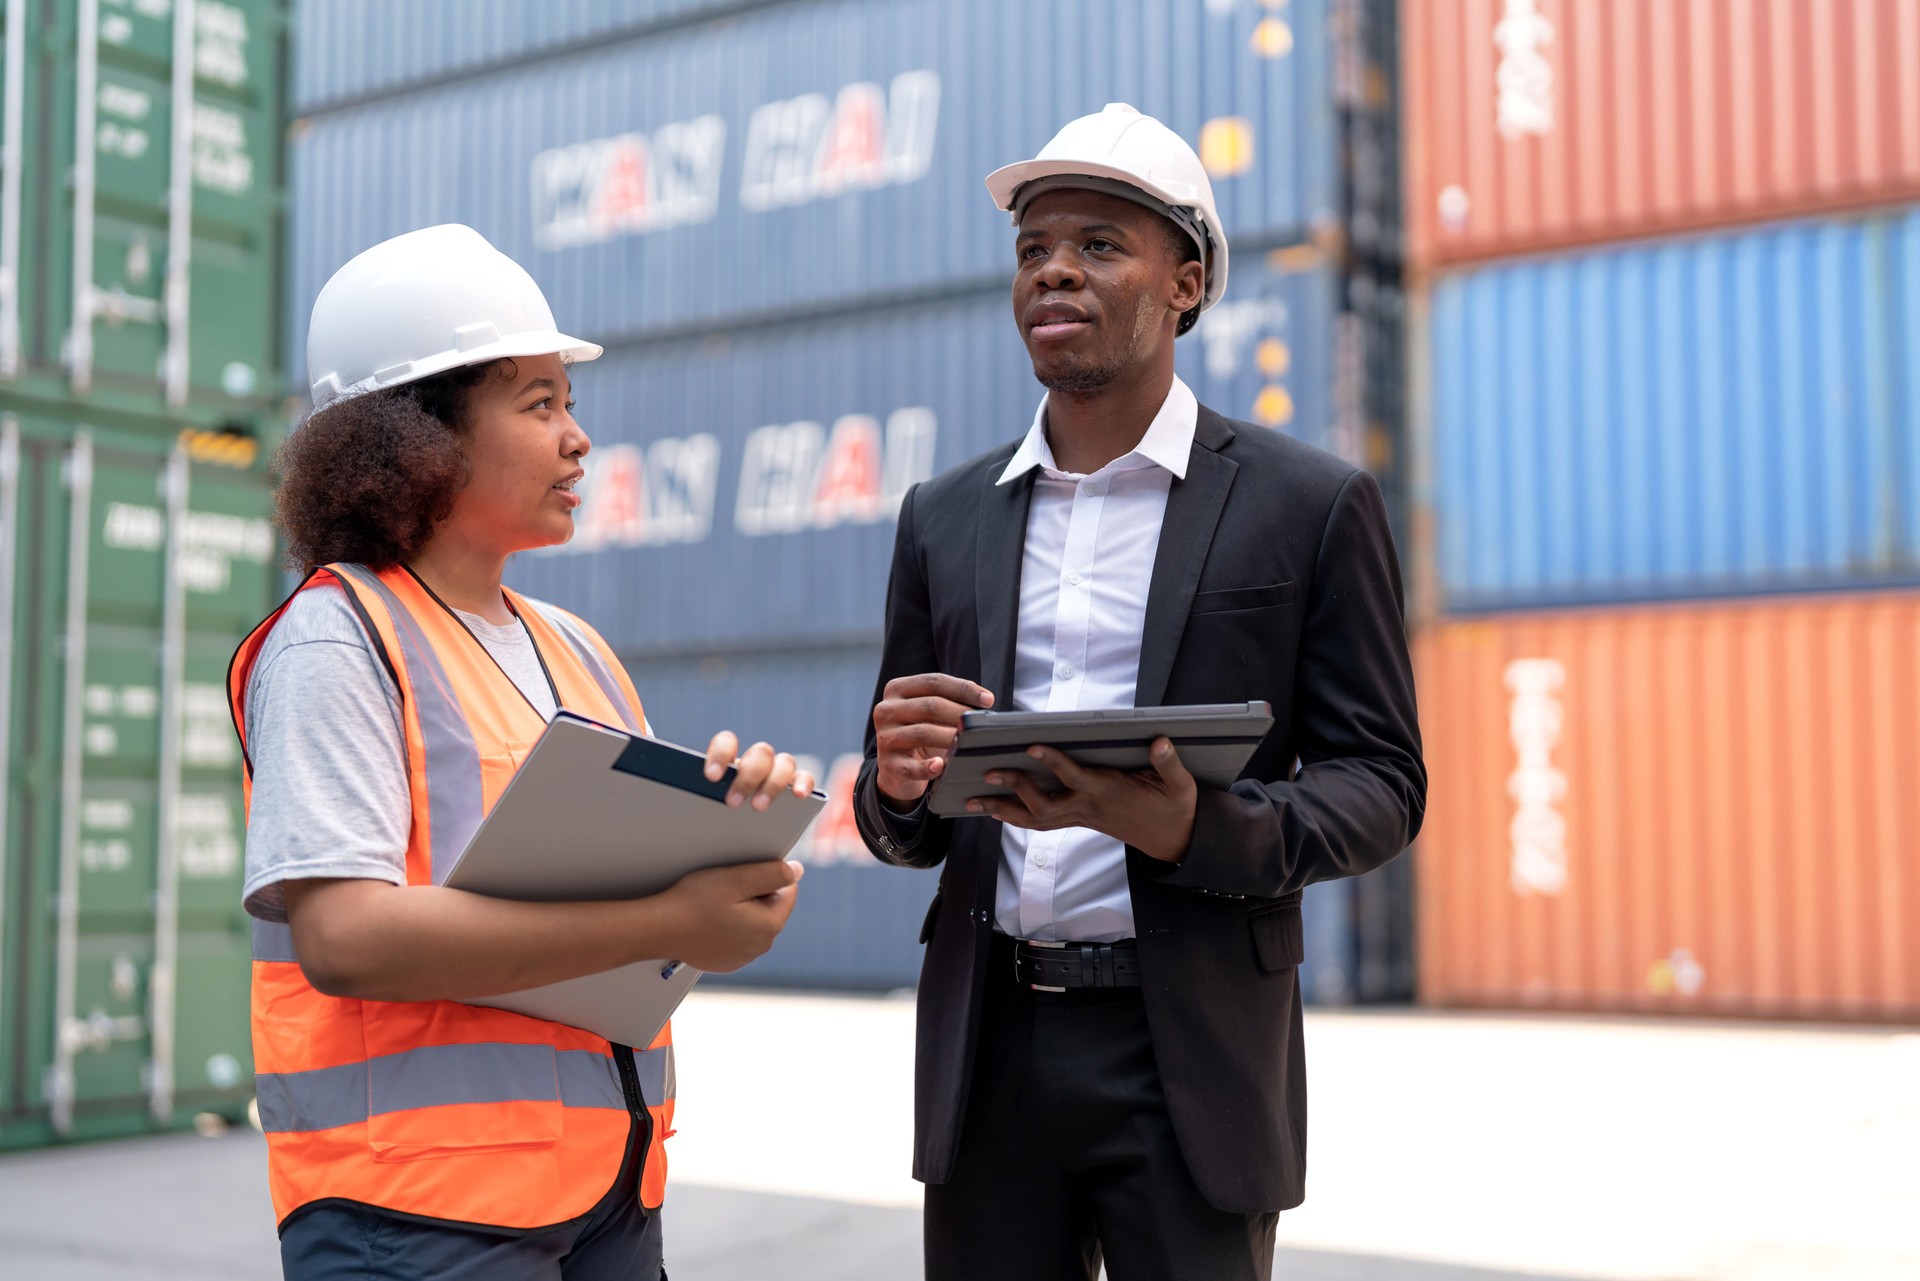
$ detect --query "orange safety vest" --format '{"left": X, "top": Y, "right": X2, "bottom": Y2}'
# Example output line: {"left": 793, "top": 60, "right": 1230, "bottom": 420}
{"left": 229, "top": 563, "right": 676, "bottom": 1231}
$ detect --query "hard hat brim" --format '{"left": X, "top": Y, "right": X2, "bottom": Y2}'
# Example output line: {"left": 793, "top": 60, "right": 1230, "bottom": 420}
{"left": 312, "top": 331, "right": 603, "bottom": 409}
{"left": 985, "top": 158, "right": 1201, "bottom": 216}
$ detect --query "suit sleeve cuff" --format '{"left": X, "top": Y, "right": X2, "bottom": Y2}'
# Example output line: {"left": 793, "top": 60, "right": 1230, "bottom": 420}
{"left": 854, "top": 767, "right": 933, "bottom": 861}
{"left": 1156, "top": 785, "right": 1242, "bottom": 890}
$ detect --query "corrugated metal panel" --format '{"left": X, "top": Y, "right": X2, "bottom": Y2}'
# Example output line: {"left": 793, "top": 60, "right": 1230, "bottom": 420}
{"left": 621, "top": 644, "right": 1391, "bottom": 996}
{"left": 290, "top": 0, "right": 732, "bottom": 110}
{"left": 504, "top": 249, "right": 1350, "bottom": 655}
{"left": 1403, "top": 0, "right": 1920, "bottom": 267}
{"left": 1427, "top": 208, "right": 1920, "bottom": 612}
{"left": 1413, "top": 595, "right": 1920, "bottom": 1022}
{"left": 285, "top": 0, "right": 1337, "bottom": 357}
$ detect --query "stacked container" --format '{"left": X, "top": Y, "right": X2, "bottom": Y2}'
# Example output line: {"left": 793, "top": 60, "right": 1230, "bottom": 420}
{"left": 285, "top": 0, "right": 1412, "bottom": 999}
{"left": 1403, "top": 0, "right": 1920, "bottom": 1020}
{"left": 0, "top": 1, "right": 289, "bottom": 1149}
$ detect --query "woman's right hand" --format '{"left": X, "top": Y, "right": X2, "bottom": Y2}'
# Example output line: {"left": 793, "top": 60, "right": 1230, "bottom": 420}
{"left": 656, "top": 859, "right": 803, "bottom": 973}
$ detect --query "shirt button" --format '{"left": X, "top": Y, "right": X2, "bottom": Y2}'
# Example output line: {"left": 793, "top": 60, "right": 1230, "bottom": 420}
{"left": 1083, "top": 481, "right": 1102, "bottom": 497}
{"left": 1034, "top": 851, "right": 1051, "bottom": 868}
{"left": 1057, "top": 663, "right": 1075, "bottom": 680}
{"left": 1068, "top": 572, "right": 1084, "bottom": 587}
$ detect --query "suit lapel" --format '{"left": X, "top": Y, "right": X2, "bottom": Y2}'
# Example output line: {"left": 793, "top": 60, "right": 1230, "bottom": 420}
{"left": 974, "top": 457, "right": 1033, "bottom": 704}
{"left": 1135, "top": 409, "right": 1238, "bottom": 708}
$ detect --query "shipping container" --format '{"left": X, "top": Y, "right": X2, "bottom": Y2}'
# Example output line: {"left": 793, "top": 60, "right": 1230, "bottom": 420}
{"left": 286, "top": 0, "right": 1337, "bottom": 356}
{"left": 0, "top": 0, "right": 287, "bottom": 426}
{"left": 1413, "top": 595, "right": 1920, "bottom": 1022}
{"left": 621, "top": 643, "right": 1401, "bottom": 997}
{"left": 1425, "top": 208, "right": 1920, "bottom": 613}
{"left": 1403, "top": 0, "right": 1920, "bottom": 268}
{"left": 503, "top": 247, "right": 1377, "bottom": 655}
{"left": 1, "top": 413, "right": 274, "bottom": 1150}
{"left": 292, "top": 0, "right": 774, "bottom": 110}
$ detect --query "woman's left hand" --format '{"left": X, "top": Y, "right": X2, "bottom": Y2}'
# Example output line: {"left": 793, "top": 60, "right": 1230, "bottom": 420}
{"left": 703, "top": 731, "right": 817, "bottom": 811}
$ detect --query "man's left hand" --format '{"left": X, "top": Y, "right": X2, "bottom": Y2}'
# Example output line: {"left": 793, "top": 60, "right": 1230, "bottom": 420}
{"left": 969, "top": 737, "right": 1197, "bottom": 864}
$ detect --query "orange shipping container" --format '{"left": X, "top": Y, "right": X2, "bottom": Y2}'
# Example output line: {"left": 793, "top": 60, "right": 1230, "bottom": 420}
{"left": 1403, "top": 0, "right": 1920, "bottom": 267}
{"left": 1414, "top": 594, "right": 1920, "bottom": 1022}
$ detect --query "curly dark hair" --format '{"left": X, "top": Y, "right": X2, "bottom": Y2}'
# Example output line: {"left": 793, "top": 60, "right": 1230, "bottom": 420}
{"left": 273, "top": 359, "right": 516, "bottom": 574}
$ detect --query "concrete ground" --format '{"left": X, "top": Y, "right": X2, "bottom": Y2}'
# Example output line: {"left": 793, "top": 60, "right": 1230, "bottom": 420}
{"left": 1, "top": 992, "right": 1914, "bottom": 1280}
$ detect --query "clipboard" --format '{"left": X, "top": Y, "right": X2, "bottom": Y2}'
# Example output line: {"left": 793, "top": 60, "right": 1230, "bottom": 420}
{"left": 442, "top": 711, "right": 825, "bottom": 1047}
{"left": 926, "top": 701, "right": 1273, "bottom": 818}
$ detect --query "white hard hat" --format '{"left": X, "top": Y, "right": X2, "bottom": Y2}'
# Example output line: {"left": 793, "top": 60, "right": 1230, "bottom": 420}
{"left": 985, "top": 103, "right": 1230, "bottom": 327}
{"left": 306, "top": 224, "right": 601, "bottom": 409}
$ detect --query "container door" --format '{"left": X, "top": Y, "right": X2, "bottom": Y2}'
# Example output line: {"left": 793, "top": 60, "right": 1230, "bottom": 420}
{"left": 45, "top": 0, "right": 281, "bottom": 412}
{"left": 20, "top": 426, "right": 267, "bottom": 1139}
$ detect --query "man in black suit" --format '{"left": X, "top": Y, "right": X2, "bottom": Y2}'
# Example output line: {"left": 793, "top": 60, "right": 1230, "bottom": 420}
{"left": 854, "top": 104, "right": 1425, "bottom": 1281}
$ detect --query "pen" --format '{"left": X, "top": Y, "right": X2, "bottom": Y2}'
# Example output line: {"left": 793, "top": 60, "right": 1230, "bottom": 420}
{"left": 660, "top": 960, "right": 684, "bottom": 981}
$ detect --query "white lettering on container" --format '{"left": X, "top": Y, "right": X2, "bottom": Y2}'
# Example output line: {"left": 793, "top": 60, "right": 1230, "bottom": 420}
{"left": 1505, "top": 658, "right": 1568, "bottom": 895}
{"left": 532, "top": 117, "right": 728, "bottom": 249}
{"left": 196, "top": 1, "right": 250, "bottom": 88}
{"left": 1493, "top": 0, "right": 1555, "bottom": 140}
{"left": 562, "top": 434, "right": 722, "bottom": 553}
{"left": 740, "top": 71, "right": 940, "bottom": 212}
{"left": 192, "top": 103, "right": 254, "bottom": 195}
{"left": 735, "top": 407, "right": 935, "bottom": 537}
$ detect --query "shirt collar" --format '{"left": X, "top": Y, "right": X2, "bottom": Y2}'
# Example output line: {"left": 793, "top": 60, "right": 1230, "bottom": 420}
{"left": 996, "top": 375, "right": 1199, "bottom": 485}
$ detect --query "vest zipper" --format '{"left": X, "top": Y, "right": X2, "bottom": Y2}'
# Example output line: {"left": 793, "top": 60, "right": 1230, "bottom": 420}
{"left": 612, "top": 1039, "right": 645, "bottom": 1114}
{"left": 612, "top": 1039, "right": 655, "bottom": 1211}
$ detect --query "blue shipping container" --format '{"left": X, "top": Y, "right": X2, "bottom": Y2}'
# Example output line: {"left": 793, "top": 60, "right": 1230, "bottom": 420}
{"left": 285, "top": 0, "right": 1336, "bottom": 359}
{"left": 291, "top": 0, "right": 735, "bottom": 109}
{"left": 622, "top": 643, "right": 1394, "bottom": 996}
{"left": 1428, "top": 208, "right": 1920, "bottom": 612}
{"left": 502, "top": 249, "right": 1346, "bottom": 655}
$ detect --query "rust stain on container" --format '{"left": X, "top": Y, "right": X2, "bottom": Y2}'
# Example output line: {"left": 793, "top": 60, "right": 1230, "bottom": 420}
{"left": 1414, "top": 594, "right": 1920, "bottom": 1022}
{"left": 1403, "top": 0, "right": 1920, "bottom": 266}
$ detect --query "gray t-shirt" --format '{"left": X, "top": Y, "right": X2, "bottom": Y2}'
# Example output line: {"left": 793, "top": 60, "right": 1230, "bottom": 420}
{"left": 240, "top": 584, "right": 558, "bottom": 923}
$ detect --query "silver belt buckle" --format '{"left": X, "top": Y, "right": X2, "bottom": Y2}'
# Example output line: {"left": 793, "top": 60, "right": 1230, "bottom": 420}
{"left": 1021, "top": 938, "right": 1068, "bottom": 992}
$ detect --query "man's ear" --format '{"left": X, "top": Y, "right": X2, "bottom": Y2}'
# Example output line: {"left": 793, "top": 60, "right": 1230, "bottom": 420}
{"left": 1171, "top": 257, "right": 1206, "bottom": 317}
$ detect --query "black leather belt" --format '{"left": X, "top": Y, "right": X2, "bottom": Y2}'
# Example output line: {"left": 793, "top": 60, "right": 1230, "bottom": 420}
{"left": 1001, "top": 935, "right": 1142, "bottom": 990}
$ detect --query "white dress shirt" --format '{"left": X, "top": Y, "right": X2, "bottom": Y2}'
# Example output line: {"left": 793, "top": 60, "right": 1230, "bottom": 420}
{"left": 991, "top": 376, "right": 1199, "bottom": 942}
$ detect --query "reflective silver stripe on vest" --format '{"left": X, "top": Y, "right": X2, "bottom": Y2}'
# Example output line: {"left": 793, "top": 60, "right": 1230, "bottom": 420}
{"left": 522, "top": 600, "right": 641, "bottom": 733}
{"left": 255, "top": 1044, "right": 628, "bottom": 1134}
{"left": 331, "top": 564, "right": 485, "bottom": 884}
{"left": 251, "top": 918, "right": 298, "bottom": 963}
{"left": 633, "top": 1045, "right": 676, "bottom": 1107}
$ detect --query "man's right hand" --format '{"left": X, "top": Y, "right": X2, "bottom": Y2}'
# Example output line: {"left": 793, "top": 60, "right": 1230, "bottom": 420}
{"left": 657, "top": 859, "right": 803, "bottom": 973}
{"left": 872, "top": 673, "right": 995, "bottom": 810}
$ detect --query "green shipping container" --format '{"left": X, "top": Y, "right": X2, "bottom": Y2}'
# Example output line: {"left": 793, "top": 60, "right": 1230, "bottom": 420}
{"left": 1, "top": 415, "right": 276, "bottom": 1148}
{"left": 0, "top": 0, "right": 286, "bottom": 1149}
{"left": 3, "top": 0, "right": 285, "bottom": 423}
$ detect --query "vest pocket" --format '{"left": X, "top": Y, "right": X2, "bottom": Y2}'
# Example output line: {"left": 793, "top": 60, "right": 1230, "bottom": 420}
{"left": 362, "top": 1017, "right": 565, "bottom": 1160}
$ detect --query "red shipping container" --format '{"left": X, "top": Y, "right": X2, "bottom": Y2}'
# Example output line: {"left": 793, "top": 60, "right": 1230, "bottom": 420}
{"left": 1403, "top": 0, "right": 1920, "bottom": 266}
{"left": 1414, "top": 595, "right": 1920, "bottom": 1021}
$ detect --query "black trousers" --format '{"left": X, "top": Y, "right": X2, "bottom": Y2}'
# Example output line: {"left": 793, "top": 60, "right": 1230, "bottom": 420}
{"left": 924, "top": 936, "right": 1278, "bottom": 1281}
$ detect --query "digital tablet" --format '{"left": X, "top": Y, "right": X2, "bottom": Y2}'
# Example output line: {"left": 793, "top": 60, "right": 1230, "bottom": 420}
{"left": 925, "top": 701, "right": 1273, "bottom": 818}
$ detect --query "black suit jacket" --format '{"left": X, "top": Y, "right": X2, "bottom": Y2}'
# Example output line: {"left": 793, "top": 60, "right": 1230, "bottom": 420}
{"left": 853, "top": 405, "right": 1426, "bottom": 1215}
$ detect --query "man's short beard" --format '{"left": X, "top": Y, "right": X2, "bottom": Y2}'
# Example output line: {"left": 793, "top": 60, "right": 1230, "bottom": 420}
{"left": 1036, "top": 356, "right": 1126, "bottom": 393}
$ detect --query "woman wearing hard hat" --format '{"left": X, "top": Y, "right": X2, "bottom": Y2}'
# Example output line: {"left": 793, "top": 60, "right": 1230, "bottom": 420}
{"left": 230, "top": 224, "right": 808, "bottom": 1279}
